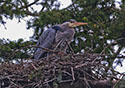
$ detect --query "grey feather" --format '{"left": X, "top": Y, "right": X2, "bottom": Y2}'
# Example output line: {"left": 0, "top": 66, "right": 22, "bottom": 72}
{"left": 34, "top": 27, "right": 61, "bottom": 59}
{"left": 55, "top": 27, "right": 75, "bottom": 53}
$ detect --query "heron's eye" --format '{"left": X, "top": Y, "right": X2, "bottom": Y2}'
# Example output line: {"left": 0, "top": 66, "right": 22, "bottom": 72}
{"left": 70, "top": 21, "right": 75, "bottom": 23}
{"left": 70, "top": 21, "right": 74, "bottom": 23}
{"left": 69, "top": 19, "right": 77, "bottom": 23}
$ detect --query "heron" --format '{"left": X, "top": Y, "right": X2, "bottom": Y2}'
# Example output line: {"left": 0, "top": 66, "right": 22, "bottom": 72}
{"left": 33, "top": 19, "right": 87, "bottom": 59}
{"left": 54, "top": 19, "right": 88, "bottom": 53}
{"left": 33, "top": 25, "right": 63, "bottom": 60}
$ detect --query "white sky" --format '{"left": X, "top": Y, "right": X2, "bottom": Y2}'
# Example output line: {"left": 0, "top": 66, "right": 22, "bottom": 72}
{"left": 0, "top": 18, "right": 34, "bottom": 41}
{"left": 0, "top": 0, "right": 72, "bottom": 41}
{"left": 0, "top": 0, "right": 124, "bottom": 73}
{"left": 115, "top": 60, "right": 125, "bottom": 73}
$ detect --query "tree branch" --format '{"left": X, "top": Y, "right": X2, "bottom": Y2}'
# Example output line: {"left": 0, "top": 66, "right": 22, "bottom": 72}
{"left": 19, "top": 0, "right": 40, "bottom": 9}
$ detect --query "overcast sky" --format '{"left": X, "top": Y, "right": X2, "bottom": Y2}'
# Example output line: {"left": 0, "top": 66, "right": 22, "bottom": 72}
{"left": 0, "top": 0, "right": 72, "bottom": 41}
{"left": 0, "top": 0, "right": 124, "bottom": 73}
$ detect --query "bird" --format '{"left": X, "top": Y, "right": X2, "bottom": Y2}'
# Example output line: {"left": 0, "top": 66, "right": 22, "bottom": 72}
{"left": 33, "top": 19, "right": 87, "bottom": 59}
{"left": 54, "top": 19, "right": 88, "bottom": 53}
{"left": 33, "top": 25, "right": 63, "bottom": 60}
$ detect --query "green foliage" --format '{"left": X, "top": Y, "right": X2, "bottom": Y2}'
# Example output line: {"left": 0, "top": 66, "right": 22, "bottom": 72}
{"left": 0, "top": 38, "right": 34, "bottom": 61}
{"left": 0, "top": 0, "right": 30, "bottom": 25}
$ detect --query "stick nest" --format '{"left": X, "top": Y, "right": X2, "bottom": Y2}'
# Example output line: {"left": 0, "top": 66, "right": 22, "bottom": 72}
{"left": 0, "top": 53, "right": 118, "bottom": 88}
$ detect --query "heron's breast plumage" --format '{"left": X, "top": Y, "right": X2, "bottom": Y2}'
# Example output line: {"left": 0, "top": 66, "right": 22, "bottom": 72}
{"left": 54, "top": 28, "right": 75, "bottom": 52}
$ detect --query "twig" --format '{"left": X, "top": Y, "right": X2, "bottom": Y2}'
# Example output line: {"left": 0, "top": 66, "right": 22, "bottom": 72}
{"left": 83, "top": 77, "right": 91, "bottom": 88}
{"left": 10, "top": 80, "right": 23, "bottom": 88}
{"left": 75, "top": 63, "right": 87, "bottom": 68}
{"left": 30, "top": 63, "right": 38, "bottom": 71}
{"left": 59, "top": 79, "right": 73, "bottom": 83}
{"left": 71, "top": 67, "right": 75, "bottom": 81}
{"left": 19, "top": 0, "right": 40, "bottom": 9}
{"left": 35, "top": 46, "right": 67, "bottom": 55}
{"left": 43, "top": 77, "right": 56, "bottom": 84}
{"left": 81, "top": 70, "right": 98, "bottom": 80}
{"left": 113, "top": 74, "right": 124, "bottom": 88}
{"left": 62, "top": 71, "right": 72, "bottom": 76}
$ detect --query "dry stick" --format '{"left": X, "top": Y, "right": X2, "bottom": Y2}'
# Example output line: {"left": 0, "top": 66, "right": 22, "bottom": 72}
{"left": 7, "top": 40, "right": 69, "bottom": 60}
{"left": 10, "top": 80, "right": 23, "bottom": 88}
{"left": 30, "top": 45, "right": 67, "bottom": 60}
{"left": 62, "top": 71, "right": 72, "bottom": 76}
{"left": 113, "top": 74, "right": 124, "bottom": 88}
{"left": 91, "top": 57, "right": 98, "bottom": 64}
{"left": 30, "top": 63, "right": 38, "bottom": 71}
{"left": 83, "top": 77, "right": 91, "bottom": 88}
{"left": 82, "top": 70, "right": 98, "bottom": 80}
{"left": 59, "top": 79, "right": 73, "bottom": 83}
{"left": 36, "top": 46, "right": 67, "bottom": 55}
{"left": 43, "top": 77, "right": 56, "bottom": 84}
{"left": 71, "top": 67, "right": 75, "bottom": 81}
{"left": 23, "top": 83, "right": 37, "bottom": 88}
{"left": 75, "top": 63, "right": 87, "bottom": 68}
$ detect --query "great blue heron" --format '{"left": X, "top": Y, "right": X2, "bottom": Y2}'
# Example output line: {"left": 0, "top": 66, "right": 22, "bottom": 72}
{"left": 54, "top": 19, "right": 88, "bottom": 53}
{"left": 33, "top": 25, "right": 63, "bottom": 59}
{"left": 33, "top": 19, "right": 87, "bottom": 59}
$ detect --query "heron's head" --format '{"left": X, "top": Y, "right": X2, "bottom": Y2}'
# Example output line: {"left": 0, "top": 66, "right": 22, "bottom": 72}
{"left": 68, "top": 19, "right": 88, "bottom": 28}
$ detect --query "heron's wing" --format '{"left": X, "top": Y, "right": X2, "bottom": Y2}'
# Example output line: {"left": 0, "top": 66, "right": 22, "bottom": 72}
{"left": 34, "top": 29, "right": 50, "bottom": 59}
{"left": 36, "top": 29, "right": 50, "bottom": 47}
{"left": 41, "top": 28, "right": 56, "bottom": 49}
{"left": 34, "top": 28, "right": 56, "bottom": 59}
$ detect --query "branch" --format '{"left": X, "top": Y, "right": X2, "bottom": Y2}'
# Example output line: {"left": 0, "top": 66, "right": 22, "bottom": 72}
{"left": 24, "top": 10, "right": 39, "bottom": 16}
{"left": 112, "top": 46, "right": 123, "bottom": 60}
{"left": 19, "top": 0, "right": 40, "bottom": 9}
{"left": 71, "top": 67, "right": 75, "bottom": 81}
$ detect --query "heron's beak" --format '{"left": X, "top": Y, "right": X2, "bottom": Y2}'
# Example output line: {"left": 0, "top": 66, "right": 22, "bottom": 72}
{"left": 74, "top": 22, "right": 88, "bottom": 26}
{"left": 69, "top": 22, "right": 88, "bottom": 27}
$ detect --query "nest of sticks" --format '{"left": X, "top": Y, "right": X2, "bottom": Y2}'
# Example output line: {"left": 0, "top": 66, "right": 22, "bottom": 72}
{"left": 0, "top": 53, "right": 120, "bottom": 88}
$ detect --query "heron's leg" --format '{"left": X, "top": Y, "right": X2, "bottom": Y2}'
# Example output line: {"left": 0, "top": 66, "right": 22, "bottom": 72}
{"left": 34, "top": 49, "right": 44, "bottom": 59}
{"left": 33, "top": 46, "right": 48, "bottom": 59}
{"left": 54, "top": 38, "right": 65, "bottom": 51}
{"left": 65, "top": 40, "right": 74, "bottom": 54}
